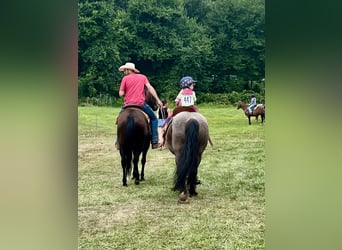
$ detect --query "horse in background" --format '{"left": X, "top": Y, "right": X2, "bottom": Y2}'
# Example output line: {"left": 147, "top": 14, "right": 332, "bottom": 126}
{"left": 165, "top": 111, "right": 211, "bottom": 203}
{"left": 116, "top": 89, "right": 157, "bottom": 186}
{"left": 237, "top": 101, "right": 265, "bottom": 125}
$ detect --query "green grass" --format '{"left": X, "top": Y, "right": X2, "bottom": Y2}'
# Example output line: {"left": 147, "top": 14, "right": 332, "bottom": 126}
{"left": 78, "top": 105, "right": 265, "bottom": 249}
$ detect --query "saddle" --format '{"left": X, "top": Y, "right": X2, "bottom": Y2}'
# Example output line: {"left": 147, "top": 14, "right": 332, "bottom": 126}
{"left": 172, "top": 106, "right": 197, "bottom": 116}
{"left": 161, "top": 106, "right": 197, "bottom": 146}
{"left": 115, "top": 105, "right": 150, "bottom": 125}
{"left": 247, "top": 104, "right": 264, "bottom": 115}
{"left": 248, "top": 107, "right": 254, "bottom": 114}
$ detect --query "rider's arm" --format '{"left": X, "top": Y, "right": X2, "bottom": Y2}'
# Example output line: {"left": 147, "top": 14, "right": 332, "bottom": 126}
{"left": 145, "top": 82, "right": 162, "bottom": 106}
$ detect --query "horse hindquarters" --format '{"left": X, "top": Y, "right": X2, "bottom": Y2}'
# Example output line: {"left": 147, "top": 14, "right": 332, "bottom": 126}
{"left": 174, "top": 119, "right": 200, "bottom": 197}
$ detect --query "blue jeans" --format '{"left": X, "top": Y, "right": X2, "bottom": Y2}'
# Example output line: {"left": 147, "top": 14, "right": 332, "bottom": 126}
{"left": 248, "top": 104, "right": 256, "bottom": 114}
{"left": 141, "top": 103, "right": 158, "bottom": 143}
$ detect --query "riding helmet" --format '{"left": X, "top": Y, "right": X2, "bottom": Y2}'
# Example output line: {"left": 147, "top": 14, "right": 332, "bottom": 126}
{"left": 179, "top": 76, "right": 197, "bottom": 89}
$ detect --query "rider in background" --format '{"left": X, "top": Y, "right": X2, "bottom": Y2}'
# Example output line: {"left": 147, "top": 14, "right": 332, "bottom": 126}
{"left": 247, "top": 94, "right": 257, "bottom": 114}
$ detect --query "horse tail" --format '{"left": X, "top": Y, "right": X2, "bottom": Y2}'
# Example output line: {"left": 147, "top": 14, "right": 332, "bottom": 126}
{"left": 174, "top": 119, "right": 200, "bottom": 191}
{"left": 124, "top": 115, "right": 135, "bottom": 176}
{"left": 125, "top": 115, "right": 135, "bottom": 142}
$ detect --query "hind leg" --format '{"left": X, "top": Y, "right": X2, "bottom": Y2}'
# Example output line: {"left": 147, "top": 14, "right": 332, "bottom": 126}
{"left": 132, "top": 165, "right": 140, "bottom": 185}
{"left": 132, "top": 152, "right": 140, "bottom": 185}
{"left": 188, "top": 166, "right": 199, "bottom": 197}
{"left": 140, "top": 148, "right": 148, "bottom": 181}
{"left": 122, "top": 167, "right": 127, "bottom": 186}
{"left": 121, "top": 156, "right": 128, "bottom": 186}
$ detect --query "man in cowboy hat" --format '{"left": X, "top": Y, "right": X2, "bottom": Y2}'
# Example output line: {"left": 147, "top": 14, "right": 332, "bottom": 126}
{"left": 117, "top": 62, "right": 163, "bottom": 149}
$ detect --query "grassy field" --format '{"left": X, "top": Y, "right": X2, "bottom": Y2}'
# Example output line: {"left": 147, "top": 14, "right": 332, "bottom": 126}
{"left": 78, "top": 105, "right": 265, "bottom": 249}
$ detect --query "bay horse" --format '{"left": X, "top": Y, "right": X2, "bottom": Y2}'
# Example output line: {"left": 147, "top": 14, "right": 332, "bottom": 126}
{"left": 237, "top": 101, "right": 265, "bottom": 125}
{"left": 165, "top": 111, "right": 211, "bottom": 203}
{"left": 116, "top": 89, "right": 157, "bottom": 186}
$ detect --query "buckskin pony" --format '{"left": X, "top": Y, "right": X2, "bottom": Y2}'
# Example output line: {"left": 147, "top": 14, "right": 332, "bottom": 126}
{"left": 165, "top": 110, "right": 211, "bottom": 203}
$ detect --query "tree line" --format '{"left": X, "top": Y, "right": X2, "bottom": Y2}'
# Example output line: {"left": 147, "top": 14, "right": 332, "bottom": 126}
{"left": 78, "top": 0, "right": 265, "bottom": 106}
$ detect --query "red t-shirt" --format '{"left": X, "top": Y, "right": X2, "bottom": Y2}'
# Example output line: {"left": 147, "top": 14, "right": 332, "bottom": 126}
{"left": 119, "top": 73, "right": 149, "bottom": 105}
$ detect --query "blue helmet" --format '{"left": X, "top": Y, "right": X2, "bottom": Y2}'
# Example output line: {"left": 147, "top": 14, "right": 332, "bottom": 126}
{"left": 179, "top": 76, "right": 196, "bottom": 89}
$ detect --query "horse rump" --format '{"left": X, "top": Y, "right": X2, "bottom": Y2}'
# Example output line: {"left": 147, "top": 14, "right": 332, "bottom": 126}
{"left": 173, "top": 119, "right": 200, "bottom": 196}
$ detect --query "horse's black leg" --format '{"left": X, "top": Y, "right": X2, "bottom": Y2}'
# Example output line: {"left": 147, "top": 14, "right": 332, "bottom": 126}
{"left": 188, "top": 168, "right": 197, "bottom": 196}
{"left": 248, "top": 115, "right": 251, "bottom": 125}
{"left": 121, "top": 155, "right": 127, "bottom": 186}
{"left": 132, "top": 151, "right": 140, "bottom": 185}
{"left": 122, "top": 167, "right": 127, "bottom": 186}
{"left": 188, "top": 165, "right": 199, "bottom": 197}
{"left": 140, "top": 148, "right": 148, "bottom": 181}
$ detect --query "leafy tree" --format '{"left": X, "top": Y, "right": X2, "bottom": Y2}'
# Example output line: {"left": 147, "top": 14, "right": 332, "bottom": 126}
{"left": 121, "top": 0, "right": 215, "bottom": 95}
{"left": 78, "top": 0, "right": 265, "bottom": 104}
{"left": 198, "top": 0, "right": 265, "bottom": 93}
{"left": 78, "top": 0, "right": 127, "bottom": 99}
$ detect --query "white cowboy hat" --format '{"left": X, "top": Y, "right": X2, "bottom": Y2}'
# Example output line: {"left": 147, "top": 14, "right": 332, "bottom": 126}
{"left": 118, "top": 62, "right": 140, "bottom": 73}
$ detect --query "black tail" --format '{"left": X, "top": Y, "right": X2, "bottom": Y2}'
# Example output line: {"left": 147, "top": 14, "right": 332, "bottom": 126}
{"left": 125, "top": 115, "right": 135, "bottom": 142}
{"left": 174, "top": 119, "right": 200, "bottom": 191}
{"left": 124, "top": 115, "right": 135, "bottom": 176}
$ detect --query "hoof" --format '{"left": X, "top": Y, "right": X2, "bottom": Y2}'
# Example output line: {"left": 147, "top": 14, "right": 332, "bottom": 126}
{"left": 178, "top": 191, "right": 189, "bottom": 204}
{"left": 134, "top": 180, "right": 140, "bottom": 185}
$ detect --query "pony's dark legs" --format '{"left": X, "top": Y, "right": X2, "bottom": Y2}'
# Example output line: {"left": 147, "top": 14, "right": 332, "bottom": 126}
{"left": 140, "top": 146, "right": 148, "bottom": 181}
{"left": 132, "top": 150, "right": 140, "bottom": 185}
{"left": 174, "top": 156, "right": 188, "bottom": 195}
{"left": 121, "top": 156, "right": 127, "bottom": 186}
{"left": 121, "top": 151, "right": 132, "bottom": 186}
{"left": 189, "top": 155, "right": 202, "bottom": 196}
{"left": 188, "top": 167, "right": 198, "bottom": 196}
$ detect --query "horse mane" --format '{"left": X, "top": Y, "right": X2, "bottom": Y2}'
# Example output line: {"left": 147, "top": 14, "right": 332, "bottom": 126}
{"left": 144, "top": 87, "right": 158, "bottom": 111}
